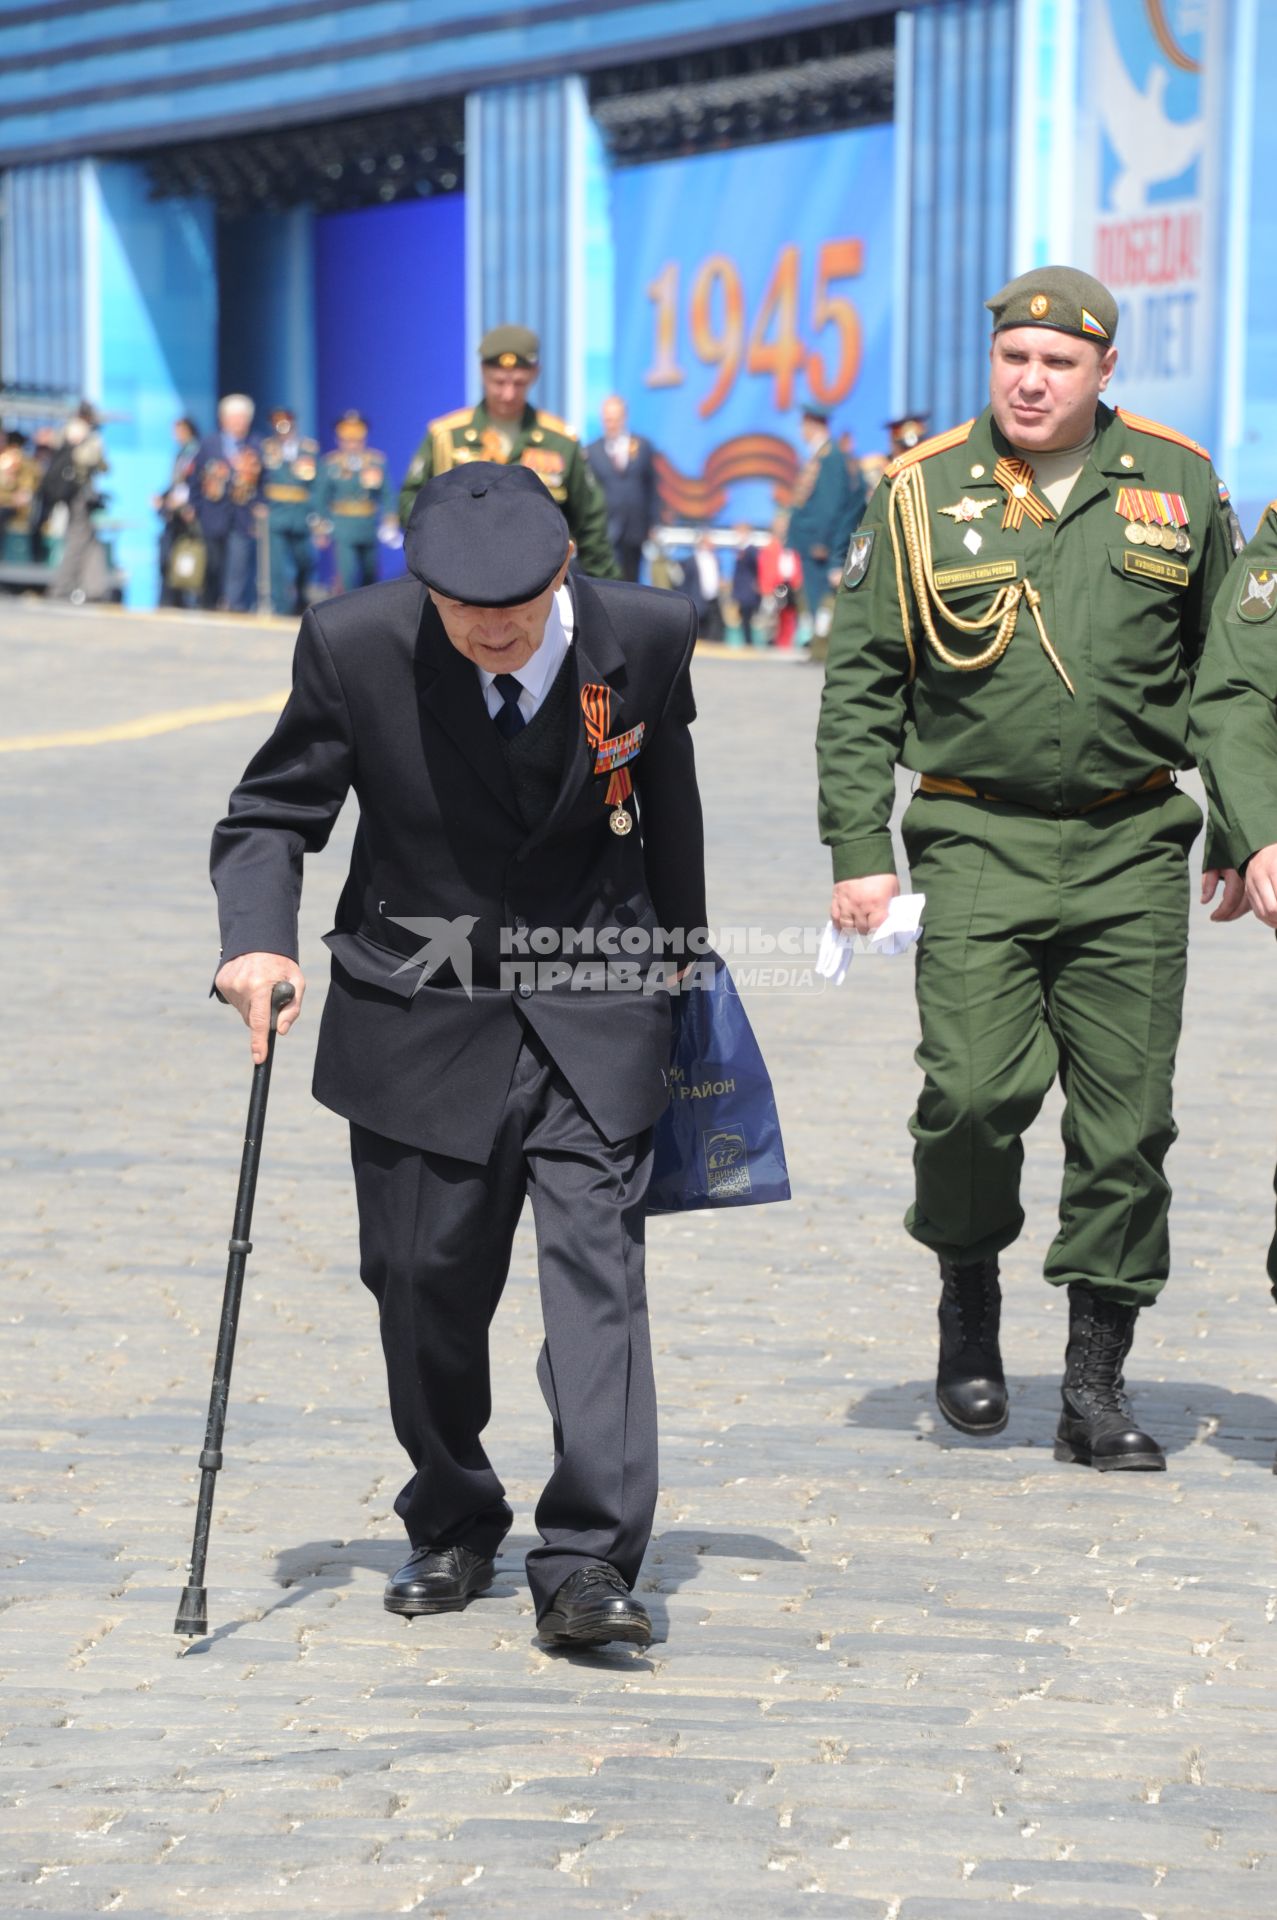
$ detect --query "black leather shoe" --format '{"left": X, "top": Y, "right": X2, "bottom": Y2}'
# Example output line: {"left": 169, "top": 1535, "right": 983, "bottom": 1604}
{"left": 537, "top": 1563, "right": 652, "bottom": 1648}
{"left": 1054, "top": 1284, "right": 1165, "bottom": 1471}
{"left": 383, "top": 1544, "right": 495, "bottom": 1616}
{"left": 936, "top": 1256, "right": 1009, "bottom": 1435}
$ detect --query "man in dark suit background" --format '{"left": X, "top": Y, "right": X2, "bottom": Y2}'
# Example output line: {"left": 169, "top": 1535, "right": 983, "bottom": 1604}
{"left": 210, "top": 462, "right": 706, "bottom": 1649}
{"left": 586, "top": 395, "right": 660, "bottom": 582}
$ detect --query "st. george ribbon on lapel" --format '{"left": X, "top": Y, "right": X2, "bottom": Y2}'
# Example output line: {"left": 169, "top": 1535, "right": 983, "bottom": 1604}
{"left": 581, "top": 682, "right": 641, "bottom": 836}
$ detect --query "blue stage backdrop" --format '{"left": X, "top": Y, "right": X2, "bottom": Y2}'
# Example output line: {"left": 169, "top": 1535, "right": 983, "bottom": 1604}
{"left": 314, "top": 194, "right": 467, "bottom": 576}
{"left": 611, "top": 126, "right": 896, "bottom": 529}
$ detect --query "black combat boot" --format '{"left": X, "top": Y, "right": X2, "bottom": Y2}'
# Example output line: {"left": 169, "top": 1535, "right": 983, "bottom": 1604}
{"left": 936, "top": 1256, "right": 1009, "bottom": 1434}
{"left": 1054, "top": 1284, "right": 1165, "bottom": 1471}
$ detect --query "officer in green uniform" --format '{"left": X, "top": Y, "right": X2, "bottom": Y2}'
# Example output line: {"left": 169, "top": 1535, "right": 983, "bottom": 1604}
{"left": 397, "top": 325, "right": 619, "bottom": 580}
{"left": 1191, "top": 502, "right": 1277, "bottom": 1304}
{"left": 260, "top": 408, "right": 319, "bottom": 616}
{"left": 789, "top": 400, "right": 862, "bottom": 617}
{"left": 315, "top": 411, "right": 393, "bottom": 593}
{"left": 816, "top": 265, "right": 1244, "bottom": 1471}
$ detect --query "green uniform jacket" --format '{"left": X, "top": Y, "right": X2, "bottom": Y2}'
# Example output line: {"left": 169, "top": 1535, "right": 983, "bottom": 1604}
{"left": 314, "top": 446, "right": 392, "bottom": 533}
{"left": 1190, "top": 502, "right": 1277, "bottom": 865}
{"left": 816, "top": 403, "right": 1237, "bottom": 881}
{"left": 397, "top": 400, "right": 620, "bottom": 579}
{"left": 260, "top": 437, "right": 319, "bottom": 532}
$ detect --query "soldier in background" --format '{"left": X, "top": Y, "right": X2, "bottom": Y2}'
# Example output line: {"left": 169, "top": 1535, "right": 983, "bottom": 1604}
{"left": 789, "top": 400, "right": 862, "bottom": 657}
{"left": 314, "top": 411, "right": 393, "bottom": 594}
{"left": 260, "top": 407, "right": 319, "bottom": 616}
{"left": 398, "top": 326, "right": 619, "bottom": 580}
{"left": 887, "top": 413, "right": 930, "bottom": 460}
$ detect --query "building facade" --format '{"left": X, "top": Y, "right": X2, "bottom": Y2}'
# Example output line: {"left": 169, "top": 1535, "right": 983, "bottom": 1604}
{"left": 1, "top": 0, "right": 1265, "bottom": 604}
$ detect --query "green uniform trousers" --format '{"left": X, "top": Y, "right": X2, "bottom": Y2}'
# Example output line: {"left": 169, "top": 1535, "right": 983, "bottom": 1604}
{"left": 268, "top": 523, "right": 313, "bottom": 616}
{"left": 332, "top": 530, "right": 378, "bottom": 592}
{"left": 900, "top": 783, "right": 1203, "bottom": 1305}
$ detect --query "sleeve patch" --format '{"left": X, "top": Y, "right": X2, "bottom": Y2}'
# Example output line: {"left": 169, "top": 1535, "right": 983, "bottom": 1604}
{"left": 1237, "top": 566, "right": 1277, "bottom": 621}
{"left": 842, "top": 528, "right": 875, "bottom": 587}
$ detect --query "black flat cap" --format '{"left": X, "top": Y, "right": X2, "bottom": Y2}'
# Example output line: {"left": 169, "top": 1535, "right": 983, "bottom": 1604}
{"left": 404, "top": 461, "right": 570, "bottom": 606}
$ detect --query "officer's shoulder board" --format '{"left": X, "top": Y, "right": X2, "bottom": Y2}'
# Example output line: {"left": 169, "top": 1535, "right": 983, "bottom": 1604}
{"left": 531, "top": 410, "right": 579, "bottom": 442}
{"left": 321, "top": 447, "right": 343, "bottom": 464}
{"left": 884, "top": 419, "right": 975, "bottom": 481}
{"left": 365, "top": 447, "right": 386, "bottom": 462}
{"left": 300, "top": 437, "right": 319, "bottom": 453}
{"left": 428, "top": 407, "right": 473, "bottom": 435}
{"left": 1114, "top": 408, "right": 1212, "bottom": 462}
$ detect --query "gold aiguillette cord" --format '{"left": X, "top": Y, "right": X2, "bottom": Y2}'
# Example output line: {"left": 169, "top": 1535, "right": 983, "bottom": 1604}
{"left": 887, "top": 463, "right": 1075, "bottom": 696}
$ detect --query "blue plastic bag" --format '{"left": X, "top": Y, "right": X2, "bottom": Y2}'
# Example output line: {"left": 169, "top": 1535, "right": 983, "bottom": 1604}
{"left": 646, "top": 963, "right": 791, "bottom": 1214}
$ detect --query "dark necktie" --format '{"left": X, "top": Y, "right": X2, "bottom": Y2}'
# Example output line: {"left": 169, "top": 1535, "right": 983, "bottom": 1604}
{"left": 492, "top": 673, "right": 526, "bottom": 739}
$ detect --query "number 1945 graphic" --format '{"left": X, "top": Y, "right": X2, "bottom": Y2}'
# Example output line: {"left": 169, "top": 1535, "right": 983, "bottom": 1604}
{"left": 645, "top": 239, "right": 865, "bottom": 419}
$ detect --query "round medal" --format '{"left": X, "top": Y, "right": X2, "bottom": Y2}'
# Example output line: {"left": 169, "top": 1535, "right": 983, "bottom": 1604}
{"left": 609, "top": 806, "right": 632, "bottom": 837}
{"left": 1158, "top": 525, "right": 1179, "bottom": 552}
{"left": 1174, "top": 529, "right": 1191, "bottom": 555}
{"left": 1125, "top": 521, "right": 1145, "bottom": 544}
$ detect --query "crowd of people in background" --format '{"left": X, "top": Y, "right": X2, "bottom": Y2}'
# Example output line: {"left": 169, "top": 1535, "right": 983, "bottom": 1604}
{"left": 0, "top": 402, "right": 112, "bottom": 603}
{"left": 0, "top": 371, "right": 918, "bottom": 639}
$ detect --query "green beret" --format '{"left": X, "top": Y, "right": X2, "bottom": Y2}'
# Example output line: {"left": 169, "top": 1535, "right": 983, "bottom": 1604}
{"left": 985, "top": 265, "right": 1118, "bottom": 344}
{"left": 479, "top": 324, "right": 540, "bottom": 369}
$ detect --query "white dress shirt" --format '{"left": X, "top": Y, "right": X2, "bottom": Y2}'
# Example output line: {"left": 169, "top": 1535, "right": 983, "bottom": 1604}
{"left": 476, "top": 584, "right": 574, "bottom": 726}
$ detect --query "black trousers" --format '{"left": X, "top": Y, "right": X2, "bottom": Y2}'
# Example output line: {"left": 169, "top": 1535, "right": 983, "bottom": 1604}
{"left": 349, "top": 1026, "right": 657, "bottom": 1615}
{"left": 614, "top": 540, "right": 644, "bottom": 582}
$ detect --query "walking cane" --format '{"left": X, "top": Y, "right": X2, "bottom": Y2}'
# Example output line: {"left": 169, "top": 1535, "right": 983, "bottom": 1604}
{"left": 175, "top": 980, "right": 295, "bottom": 1637}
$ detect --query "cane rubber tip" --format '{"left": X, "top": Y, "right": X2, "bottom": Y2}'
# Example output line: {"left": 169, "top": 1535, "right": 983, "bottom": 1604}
{"left": 174, "top": 1586, "right": 208, "bottom": 1637}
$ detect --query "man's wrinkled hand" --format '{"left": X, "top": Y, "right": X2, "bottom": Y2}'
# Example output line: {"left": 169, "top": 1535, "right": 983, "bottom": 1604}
{"left": 831, "top": 874, "right": 900, "bottom": 936}
{"left": 1200, "top": 867, "right": 1249, "bottom": 924}
{"left": 214, "top": 952, "right": 306, "bottom": 1064}
{"left": 1241, "top": 844, "right": 1277, "bottom": 927}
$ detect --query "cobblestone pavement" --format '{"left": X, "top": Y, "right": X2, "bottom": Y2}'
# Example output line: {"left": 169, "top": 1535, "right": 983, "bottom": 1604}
{"left": 2, "top": 599, "right": 1275, "bottom": 1918}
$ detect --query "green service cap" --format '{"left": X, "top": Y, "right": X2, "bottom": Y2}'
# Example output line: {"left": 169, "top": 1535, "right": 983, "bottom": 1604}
{"left": 479, "top": 324, "right": 540, "bottom": 369}
{"left": 985, "top": 265, "right": 1118, "bottom": 344}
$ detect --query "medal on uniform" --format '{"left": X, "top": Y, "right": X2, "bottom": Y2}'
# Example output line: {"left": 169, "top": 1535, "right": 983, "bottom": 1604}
{"left": 992, "top": 456, "right": 1054, "bottom": 532}
{"left": 582, "top": 685, "right": 645, "bottom": 835}
{"left": 1115, "top": 487, "right": 1189, "bottom": 553}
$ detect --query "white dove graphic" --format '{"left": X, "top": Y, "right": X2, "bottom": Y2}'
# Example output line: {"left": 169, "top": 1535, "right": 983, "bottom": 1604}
{"left": 386, "top": 914, "right": 478, "bottom": 998}
{"left": 1094, "top": 3, "right": 1203, "bottom": 214}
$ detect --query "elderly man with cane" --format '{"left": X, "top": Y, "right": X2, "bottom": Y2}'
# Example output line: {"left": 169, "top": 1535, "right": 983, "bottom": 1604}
{"left": 209, "top": 461, "right": 706, "bottom": 1648}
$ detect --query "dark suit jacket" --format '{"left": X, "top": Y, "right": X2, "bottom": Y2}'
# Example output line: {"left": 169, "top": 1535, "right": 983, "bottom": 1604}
{"left": 585, "top": 436, "right": 659, "bottom": 550}
{"left": 190, "top": 433, "right": 263, "bottom": 539}
{"left": 211, "top": 574, "right": 706, "bottom": 1164}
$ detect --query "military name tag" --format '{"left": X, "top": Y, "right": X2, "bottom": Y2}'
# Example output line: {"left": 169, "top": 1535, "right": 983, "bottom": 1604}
{"left": 842, "top": 529, "right": 874, "bottom": 588}
{"left": 1237, "top": 566, "right": 1277, "bottom": 621}
{"left": 595, "top": 722, "right": 646, "bottom": 773}
{"left": 1123, "top": 552, "right": 1189, "bottom": 588}
{"left": 933, "top": 558, "right": 1018, "bottom": 590}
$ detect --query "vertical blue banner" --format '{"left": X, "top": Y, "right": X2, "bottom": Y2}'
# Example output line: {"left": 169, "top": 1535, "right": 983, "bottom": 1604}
{"left": 1073, "top": 0, "right": 1228, "bottom": 450}
{"left": 611, "top": 127, "right": 895, "bottom": 527}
